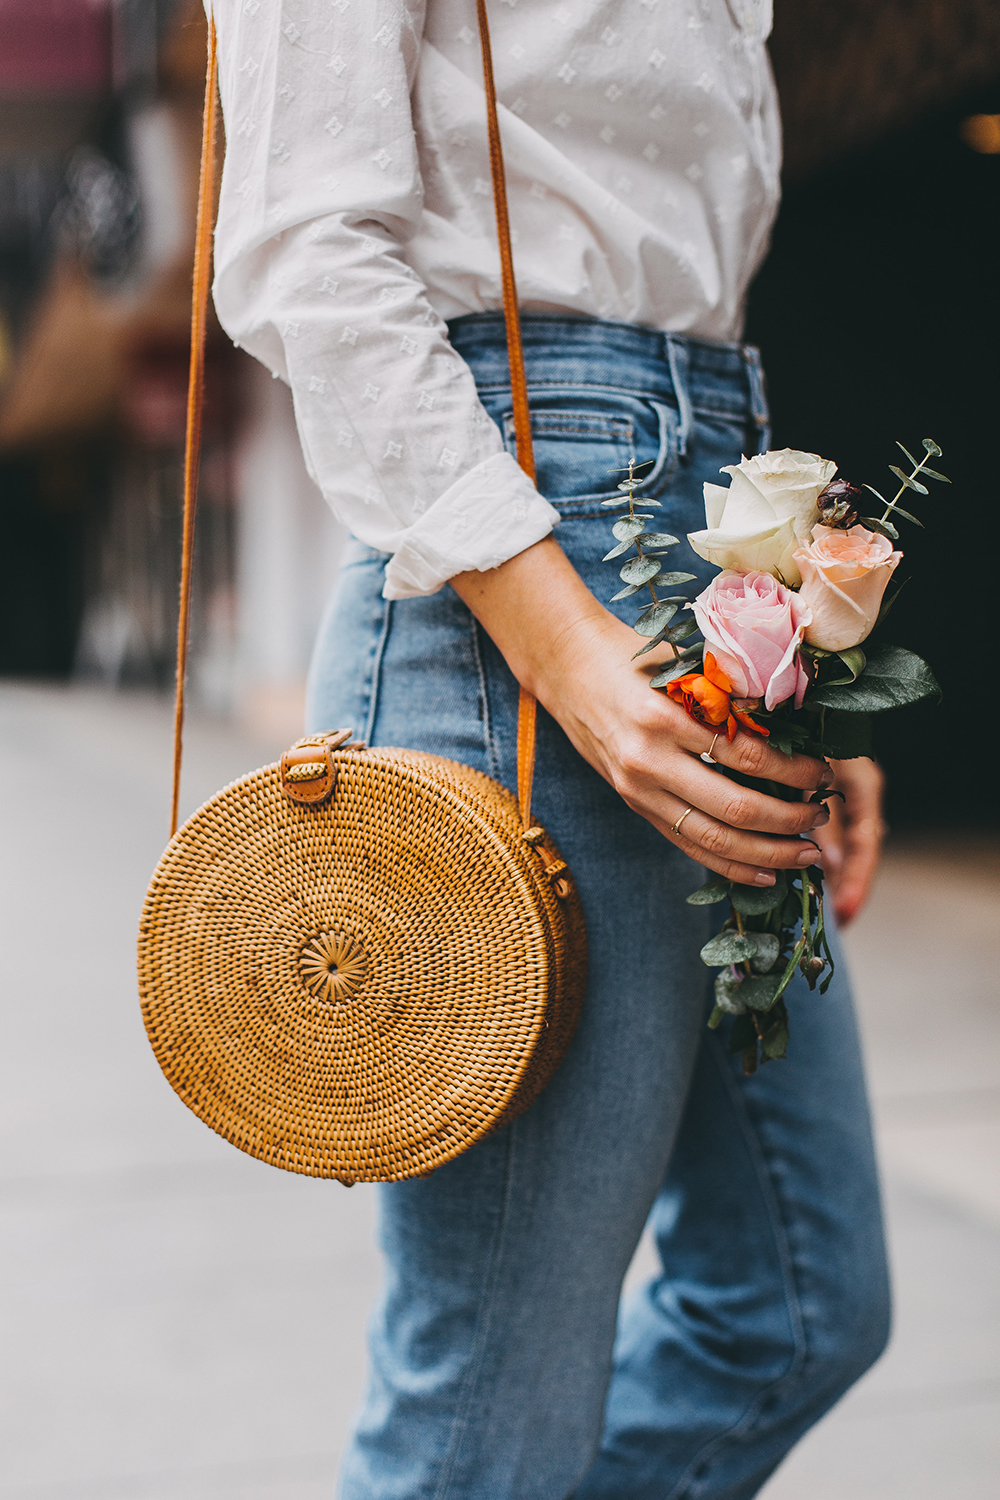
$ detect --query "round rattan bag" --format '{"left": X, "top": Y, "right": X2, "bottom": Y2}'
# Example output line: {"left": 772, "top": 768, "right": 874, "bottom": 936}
{"left": 138, "top": 732, "right": 587, "bottom": 1183}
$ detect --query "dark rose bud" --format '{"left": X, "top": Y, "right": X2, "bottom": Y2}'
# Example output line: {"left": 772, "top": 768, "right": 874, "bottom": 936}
{"left": 817, "top": 479, "right": 862, "bottom": 529}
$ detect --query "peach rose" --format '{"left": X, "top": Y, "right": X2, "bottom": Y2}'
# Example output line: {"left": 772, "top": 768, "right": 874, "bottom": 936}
{"left": 794, "top": 524, "right": 902, "bottom": 652}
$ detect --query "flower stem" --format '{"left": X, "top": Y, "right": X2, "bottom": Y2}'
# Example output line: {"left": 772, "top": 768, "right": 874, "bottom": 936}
{"left": 882, "top": 453, "right": 930, "bottom": 523}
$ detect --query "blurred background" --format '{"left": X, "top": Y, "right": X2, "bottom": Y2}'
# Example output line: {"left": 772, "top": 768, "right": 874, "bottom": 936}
{"left": 1, "top": 3, "right": 997, "bottom": 1498}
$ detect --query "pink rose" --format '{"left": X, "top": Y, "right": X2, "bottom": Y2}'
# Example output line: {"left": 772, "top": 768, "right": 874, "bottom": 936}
{"left": 692, "top": 571, "right": 812, "bottom": 711}
{"left": 794, "top": 524, "right": 902, "bottom": 652}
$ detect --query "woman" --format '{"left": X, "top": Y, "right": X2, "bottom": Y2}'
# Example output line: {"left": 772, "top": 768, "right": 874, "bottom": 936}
{"left": 210, "top": 3, "right": 890, "bottom": 1496}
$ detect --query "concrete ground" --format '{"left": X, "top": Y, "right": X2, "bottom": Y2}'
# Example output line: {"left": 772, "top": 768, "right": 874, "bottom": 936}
{"left": 1, "top": 681, "right": 997, "bottom": 1499}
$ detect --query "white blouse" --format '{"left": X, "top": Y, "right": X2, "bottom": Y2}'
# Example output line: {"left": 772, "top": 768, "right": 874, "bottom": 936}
{"left": 210, "top": 0, "right": 781, "bottom": 599}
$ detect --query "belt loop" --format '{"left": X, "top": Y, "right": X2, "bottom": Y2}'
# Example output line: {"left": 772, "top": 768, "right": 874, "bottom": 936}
{"left": 665, "top": 334, "right": 693, "bottom": 457}
{"left": 742, "top": 344, "right": 771, "bottom": 453}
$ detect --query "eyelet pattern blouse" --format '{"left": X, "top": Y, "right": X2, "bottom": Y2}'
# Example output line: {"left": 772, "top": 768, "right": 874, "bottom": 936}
{"left": 209, "top": 0, "right": 780, "bottom": 598}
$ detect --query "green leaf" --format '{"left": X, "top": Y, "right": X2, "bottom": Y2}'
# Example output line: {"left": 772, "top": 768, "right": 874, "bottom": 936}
{"left": 862, "top": 483, "right": 887, "bottom": 506}
{"left": 620, "top": 556, "right": 662, "bottom": 585}
{"left": 860, "top": 516, "right": 899, "bottom": 541}
{"left": 816, "top": 647, "right": 867, "bottom": 688}
{"left": 602, "top": 538, "right": 635, "bottom": 561}
{"left": 873, "top": 577, "right": 907, "bottom": 632}
{"left": 637, "top": 595, "right": 689, "bottom": 616}
{"left": 713, "top": 970, "right": 747, "bottom": 1016}
{"left": 631, "top": 632, "right": 669, "bottom": 659}
{"left": 687, "top": 875, "right": 731, "bottom": 905}
{"left": 610, "top": 582, "right": 645, "bottom": 601}
{"left": 739, "top": 973, "right": 783, "bottom": 1011}
{"left": 634, "top": 602, "right": 679, "bottom": 636}
{"left": 612, "top": 517, "right": 648, "bottom": 541}
{"left": 639, "top": 533, "right": 680, "bottom": 549}
{"left": 700, "top": 931, "right": 757, "bottom": 966}
{"left": 751, "top": 714, "right": 810, "bottom": 757}
{"left": 807, "top": 643, "right": 941, "bottom": 712}
{"left": 730, "top": 874, "right": 787, "bottom": 915}
{"left": 888, "top": 464, "right": 929, "bottom": 495}
{"left": 650, "top": 659, "right": 695, "bottom": 688}
{"left": 600, "top": 496, "right": 629, "bottom": 509}
{"left": 749, "top": 932, "right": 781, "bottom": 974}
{"left": 818, "top": 708, "right": 874, "bottom": 760}
{"left": 917, "top": 466, "right": 950, "bottom": 484}
{"left": 922, "top": 438, "right": 942, "bottom": 456}
{"left": 666, "top": 617, "right": 699, "bottom": 644}
{"left": 760, "top": 1020, "right": 789, "bottom": 1060}
{"left": 653, "top": 570, "right": 696, "bottom": 585}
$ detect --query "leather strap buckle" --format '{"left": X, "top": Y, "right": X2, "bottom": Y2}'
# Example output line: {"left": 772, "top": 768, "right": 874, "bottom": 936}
{"left": 280, "top": 729, "right": 357, "bottom": 807}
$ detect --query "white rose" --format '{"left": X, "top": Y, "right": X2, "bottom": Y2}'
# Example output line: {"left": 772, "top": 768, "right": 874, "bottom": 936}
{"left": 687, "top": 448, "right": 838, "bottom": 587}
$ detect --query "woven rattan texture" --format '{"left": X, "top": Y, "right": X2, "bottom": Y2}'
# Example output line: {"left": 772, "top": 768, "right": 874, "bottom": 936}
{"left": 138, "top": 749, "right": 586, "bottom": 1183}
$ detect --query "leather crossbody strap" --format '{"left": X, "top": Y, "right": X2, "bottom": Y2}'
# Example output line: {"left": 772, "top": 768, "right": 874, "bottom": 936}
{"left": 171, "top": 6, "right": 539, "bottom": 836}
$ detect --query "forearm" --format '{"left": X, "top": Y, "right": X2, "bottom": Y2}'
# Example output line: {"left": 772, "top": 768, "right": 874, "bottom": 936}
{"left": 451, "top": 537, "right": 619, "bottom": 703}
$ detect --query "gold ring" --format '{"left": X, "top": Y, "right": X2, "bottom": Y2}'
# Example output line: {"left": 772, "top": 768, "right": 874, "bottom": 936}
{"left": 672, "top": 806, "right": 694, "bottom": 837}
{"left": 700, "top": 732, "right": 721, "bottom": 765}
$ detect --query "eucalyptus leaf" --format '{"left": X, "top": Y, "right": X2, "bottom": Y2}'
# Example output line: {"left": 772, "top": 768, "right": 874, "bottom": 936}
{"left": 602, "top": 538, "right": 635, "bottom": 561}
{"left": 749, "top": 932, "right": 781, "bottom": 974}
{"left": 922, "top": 438, "right": 942, "bottom": 456}
{"left": 739, "top": 973, "right": 783, "bottom": 1012}
{"left": 713, "top": 970, "right": 747, "bottom": 1015}
{"left": 917, "top": 466, "right": 950, "bottom": 484}
{"left": 862, "top": 483, "right": 887, "bottom": 505}
{"left": 650, "top": 659, "right": 695, "bottom": 688}
{"left": 888, "top": 465, "right": 929, "bottom": 495}
{"left": 807, "top": 643, "right": 941, "bottom": 712}
{"left": 632, "top": 632, "right": 669, "bottom": 658}
{"left": 600, "top": 496, "right": 629, "bottom": 509}
{"left": 620, "top": 556, "right": 662, "bottom": 585}
{"left": 612, "top": 517, "right": 648, "bottom": 541}
{"left": 895, "top": 441, "right": 919, "bottom": 467}
{"left": 634, "top": 602, "right": 679, "bottom": 636}
{"left": 610, "top": 581, "right": 645, "bottom": 601}
{"left": 700, "top": 931, "right": 758, "bottom": 966}
{"left": 873, "top": 577, "right": 908, "bottom": 630}
{"left": 639, "top": 533, "right": 680, "bottom": 549}
{"left": 654, "top": 570, "right": 697, "bottom": 585}
{"left": 729, "top": 875, "right": 787, "bottom": 915}
{"left": 666, "top": 617, "right": 699, "bottom": 644}
{"left": 860, "top": 516, "right": 898, "bottom": 540}
{"left": 686, "top": 875, "right": 731, "bottom": 906}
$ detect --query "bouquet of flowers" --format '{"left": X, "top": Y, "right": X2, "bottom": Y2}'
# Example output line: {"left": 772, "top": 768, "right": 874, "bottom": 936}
{"left": 605, "top": 443, "right": 943, "bottom": 1072}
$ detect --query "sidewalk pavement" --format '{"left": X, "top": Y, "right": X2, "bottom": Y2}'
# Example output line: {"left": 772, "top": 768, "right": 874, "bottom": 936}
{"left": 2, "top": 681, "right": 997, "bottom": 1500}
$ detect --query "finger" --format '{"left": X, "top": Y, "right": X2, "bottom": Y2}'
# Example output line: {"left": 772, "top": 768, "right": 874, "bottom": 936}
{"left": 835, "top": 816, "right": 883, "bottom": 926}
{"left": 661, "top": 706, "right": 833, "bottom": 792}
{"left": 656, "top": 791, "right": 824, "bottom": 874}
{"left": 643, "top": 804, "right": 783, "bottom": 888}
{"left": 675, "top": 755, "right": 831, "bottom": 838}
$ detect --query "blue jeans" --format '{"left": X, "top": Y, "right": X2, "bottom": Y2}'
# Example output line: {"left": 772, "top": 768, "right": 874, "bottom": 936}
{"left": 307, "top": 315, "right": 890, "bottom": 1500}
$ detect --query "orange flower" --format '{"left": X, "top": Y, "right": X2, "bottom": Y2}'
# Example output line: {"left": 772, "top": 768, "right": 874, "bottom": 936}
{"left": 665, "top": 652, "right": 769, "bottom": 741}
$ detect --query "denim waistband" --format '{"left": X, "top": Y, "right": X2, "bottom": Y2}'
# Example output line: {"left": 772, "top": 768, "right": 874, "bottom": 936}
{"left": 447, "top": 312, "right": 770, "bottom": 454}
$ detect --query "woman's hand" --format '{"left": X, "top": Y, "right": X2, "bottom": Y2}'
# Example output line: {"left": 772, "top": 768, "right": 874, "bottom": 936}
{"left": 453, "top": 537, "right": 834, "bottom": 888}
{"left": 812, "top": 757, "right": 885, "bottom": 925}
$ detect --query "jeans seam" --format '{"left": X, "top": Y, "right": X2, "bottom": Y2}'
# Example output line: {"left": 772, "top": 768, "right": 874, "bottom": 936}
{"left": 661, "top": 1038, "right": 809, "bottom": 1500}
{"left": 363, "top": 595, "right": 393, "bottom": 747}
{"left": 433, "top": 1125, "right": 518, "bottom": 1500}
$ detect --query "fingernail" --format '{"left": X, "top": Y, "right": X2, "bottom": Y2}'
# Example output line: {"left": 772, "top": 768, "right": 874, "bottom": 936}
{"left": 754, "top": 870, "right": 776, "bottom": 886}
{"left": 811, "top": 807, "right": 830, "bottom": 828}
{"left": 796, "top": 846, "right": 818, "bottom": 866}
{"left": 818, "top": 767, "right": 835, "bottom": 789}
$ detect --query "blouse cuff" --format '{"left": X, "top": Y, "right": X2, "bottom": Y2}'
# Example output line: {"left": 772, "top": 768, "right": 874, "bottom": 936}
{"left": 382, "top": 452, "right": 560, "bottom": 600}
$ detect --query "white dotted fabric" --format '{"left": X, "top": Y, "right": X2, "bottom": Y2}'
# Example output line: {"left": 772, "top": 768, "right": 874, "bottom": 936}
{"left": 209, "top": 0, "right": 781, "bottom": 598}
